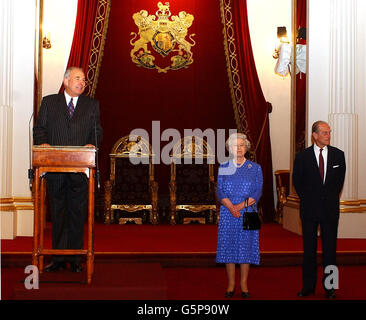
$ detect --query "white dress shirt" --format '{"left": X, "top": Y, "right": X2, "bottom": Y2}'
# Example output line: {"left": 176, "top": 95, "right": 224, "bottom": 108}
{"left": 64, "top": 92, "right": 79, "bottom": 109}
{"left": 314, "top": 144, "right": 328, "bottom": 182}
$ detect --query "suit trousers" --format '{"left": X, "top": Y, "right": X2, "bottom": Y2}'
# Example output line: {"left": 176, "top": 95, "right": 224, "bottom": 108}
{"left": 46, "top": 173, "right": 88, "bottom": 264}
{"left": 301, "top": 211, "right": 339, "bottom": 292}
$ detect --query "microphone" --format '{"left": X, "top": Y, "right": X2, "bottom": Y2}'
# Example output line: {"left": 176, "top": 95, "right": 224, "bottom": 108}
{"left": 28, "top": 112, "right": 34, "bottom": 190}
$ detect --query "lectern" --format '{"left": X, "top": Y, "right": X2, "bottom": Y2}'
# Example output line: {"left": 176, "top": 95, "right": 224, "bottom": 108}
{"left": 32, "top": 146, "right": 96, "bottom": 284}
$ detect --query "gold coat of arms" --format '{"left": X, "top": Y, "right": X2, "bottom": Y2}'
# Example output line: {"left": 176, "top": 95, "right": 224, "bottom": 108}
{"left": 130, "top": 2, "right": 196, "bottom": 73}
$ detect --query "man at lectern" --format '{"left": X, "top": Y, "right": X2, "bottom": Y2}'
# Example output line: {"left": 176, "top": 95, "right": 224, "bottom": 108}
{"left": 33, "top": 66, "right": 103, "bottom": 272}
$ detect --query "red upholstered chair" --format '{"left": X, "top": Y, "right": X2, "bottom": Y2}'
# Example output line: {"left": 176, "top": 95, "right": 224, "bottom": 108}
{"left": 104, "top": 135, "right": 158, "bottom": 224}
{"left": 169, "top": 136, "right": 218, "bottom": 224}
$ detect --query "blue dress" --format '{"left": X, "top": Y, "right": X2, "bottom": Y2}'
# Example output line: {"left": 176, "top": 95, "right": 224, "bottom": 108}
{"left": 216, "top": 160, "right": 263, "bottom": 264}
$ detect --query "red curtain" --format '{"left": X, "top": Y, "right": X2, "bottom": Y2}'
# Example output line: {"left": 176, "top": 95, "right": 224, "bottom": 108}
{"left": 296, "top": 0, "right": 306, "bottom": 153}
{"left": 59, "top": 0, "right": 99, "bottom": 95}
{"left": 223, "top": 0, "right": 275, "bottom": 222}
{"left": 95, "top": 0, "right": 236, "bottom": 197}
{"left": 64, "top": 0, "right": 275, "bottom": 222}
{"left": 297, "top": 0, "right": 307, "bottom": 31}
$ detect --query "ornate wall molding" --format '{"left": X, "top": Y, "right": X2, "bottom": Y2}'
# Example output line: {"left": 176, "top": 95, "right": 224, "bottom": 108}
{"left": 87, "top": 0, "right": 111, "bottom": 97}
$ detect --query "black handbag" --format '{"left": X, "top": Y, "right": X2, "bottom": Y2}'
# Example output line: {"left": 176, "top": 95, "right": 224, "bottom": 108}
{"left": 242, "top": 200, "right": 261, "bottom": 230}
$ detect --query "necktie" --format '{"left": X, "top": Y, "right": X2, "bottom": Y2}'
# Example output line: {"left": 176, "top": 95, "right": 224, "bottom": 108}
{"left": 68, "top": 98, "right": 74, "bottom": 118}
{"left": 319, "top": 148, "right": 324, "bottom": 182}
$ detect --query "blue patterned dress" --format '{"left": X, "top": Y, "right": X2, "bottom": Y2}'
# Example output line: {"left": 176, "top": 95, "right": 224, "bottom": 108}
{"left": 216, "top": 160, "right": 263, "bottom": 264}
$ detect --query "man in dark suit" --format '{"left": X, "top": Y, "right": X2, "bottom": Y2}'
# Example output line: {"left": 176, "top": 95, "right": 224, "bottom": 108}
{"left": 33, "top": 67, "right": 102, "bottom": 272}
{"left": 292, "top": 120, "right": 346, "bottom": 299}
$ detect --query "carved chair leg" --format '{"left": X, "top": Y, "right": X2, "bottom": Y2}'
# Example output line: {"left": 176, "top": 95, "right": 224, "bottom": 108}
{"left": 149, "top": 209, "right": 153, "bottom": 224}
{"left": 152, "top": 208, "right": 158, "bottom": 224}
{"left": 208, "top": 210, "right": 213, "bottom": 224}
{"left": 215, "top": 205, "right": 220, "bottom": 224}
{"left": 150, "top": 180, "right": 159, "bottom": 224}
{"left": 110, "top": 208, "right": 115, "bottom": 224}
{"left": 170, "top": 207, "right": 176, "bottom": 225}
{"left": 104, "top": 180, "right": 112, "bottom": 224}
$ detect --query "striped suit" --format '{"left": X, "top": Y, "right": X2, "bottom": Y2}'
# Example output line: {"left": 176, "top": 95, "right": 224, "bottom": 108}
{"left": 33, "top": 93, "right": 103, "bottom": 264}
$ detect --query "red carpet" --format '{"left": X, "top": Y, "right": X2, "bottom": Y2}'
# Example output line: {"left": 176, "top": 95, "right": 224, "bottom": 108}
{"left": 7, "top": 263, "right": 167, "bottom": 300}
{"left": 165, "top": 265, "right": 366, "bottom": 300}
{"left": 2, "top": 264, "right": 366, "bottom": 300}
{"left": 2, "top": 223, "right": 366, "bottom": 300}
{"left": 2, "top": 223, "right": 366, "bottom": 254}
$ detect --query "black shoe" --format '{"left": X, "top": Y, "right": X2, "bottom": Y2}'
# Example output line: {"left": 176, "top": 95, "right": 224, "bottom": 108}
{"left": 44, "top": 262, "right": 66, "bottom": 272}
{"left": 224, "top": 289, "right": 235, "bottom": 298}
{"left": 325, "top": 289, "right": 336, "bottom": 299}
{"left": 70, "top": 262, "right": 83, "bottom": 273}
{"left": 297, "top": 289, "right": 315, "bottom": 297}
{"left": 241, "top": 291, "right": 250, "bottom": 299}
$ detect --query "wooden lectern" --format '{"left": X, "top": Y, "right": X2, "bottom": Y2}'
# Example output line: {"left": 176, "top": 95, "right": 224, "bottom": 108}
{"left": 32, "top": 146, "right": 96, "bottom": 284}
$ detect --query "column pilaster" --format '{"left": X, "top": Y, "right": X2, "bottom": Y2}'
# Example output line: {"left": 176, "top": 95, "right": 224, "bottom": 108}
{"left": 0, "top": 0, "right": 13, "bottom": 199}
{"left": 328, "top": 0, "right": 358, "bottom": 200}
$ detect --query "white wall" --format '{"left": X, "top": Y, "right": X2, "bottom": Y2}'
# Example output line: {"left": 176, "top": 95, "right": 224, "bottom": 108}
{"left": 307, "top": 0, "right": 330, "bottom": 143}
{"left": 0, "top": 0, "right": 14, "bottom": 199}
{"left": 42, "top": 0, "right": 77, "bottom": 97}
{"left": 1, "top": 0, "right": 36, "bottom": 240}
{"left": 247, "top": 0, "right": 292, "bottom": 173}
{"left": 247, "top": 0, "right": 292, "bottom": 208}
{"left": 12, "top": 0, "right": 36, "bottom": 197}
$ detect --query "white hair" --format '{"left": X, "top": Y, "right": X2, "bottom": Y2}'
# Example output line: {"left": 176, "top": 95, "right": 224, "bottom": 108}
{"left": 226, "top": 132, "right": 251, "bottom": 151}
{"left": 63, "top": 67, "right": 84, "bottom": 79}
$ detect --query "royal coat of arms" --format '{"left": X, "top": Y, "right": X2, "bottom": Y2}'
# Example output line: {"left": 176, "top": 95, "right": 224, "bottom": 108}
{"left": 130, "top": 2, "right": 196, "bottom": 73}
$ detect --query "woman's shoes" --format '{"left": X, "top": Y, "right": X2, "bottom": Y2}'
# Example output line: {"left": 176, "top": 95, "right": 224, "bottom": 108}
{"left": 224, "top": 290, "right": 251, "bottom": 298}
{"left": 225, "top": 288, "right": 235, "bottom": 298}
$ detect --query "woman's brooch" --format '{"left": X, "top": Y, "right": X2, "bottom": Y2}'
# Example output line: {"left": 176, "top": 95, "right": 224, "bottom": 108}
{"left": 247, "top": 164, "right": 252, "bottom": 169}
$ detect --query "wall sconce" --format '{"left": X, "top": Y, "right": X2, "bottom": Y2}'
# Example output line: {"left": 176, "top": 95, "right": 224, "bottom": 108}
{"left": 274, "top": 26, "right": 307, "bottom": 77}
{"left": 42, "top": 32, "right": 51, "bottom": 49}
{"left": 273, "top": 26, "right": 289, "bottom": 59}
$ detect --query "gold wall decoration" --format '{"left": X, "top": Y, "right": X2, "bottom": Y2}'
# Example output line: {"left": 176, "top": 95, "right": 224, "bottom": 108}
{"left": 88, "top": 0, "right": 111, "bottom": 97}
{"left": 130, "top": 2, "right": 196, "bottom": 73}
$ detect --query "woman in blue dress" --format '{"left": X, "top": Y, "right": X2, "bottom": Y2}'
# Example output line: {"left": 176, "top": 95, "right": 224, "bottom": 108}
{"left": 216, "top": 133, "right": 263, "bottom": 298}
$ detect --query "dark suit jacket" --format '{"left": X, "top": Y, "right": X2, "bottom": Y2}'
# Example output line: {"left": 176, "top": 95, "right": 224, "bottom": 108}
{"left": 292, "top": 145, "right": 346, "bottom": 220}
{"left": 33, "top": 93, "right": 102, "bottom": 147}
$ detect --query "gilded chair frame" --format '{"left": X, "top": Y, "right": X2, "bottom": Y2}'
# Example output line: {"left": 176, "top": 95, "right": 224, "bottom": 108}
{"left": 169, "top": 136, "right": 218, "bottom": 224}
{"left": 104, "top": 135, "right": 158, "bottom": 224}
{"left": 274, "top": 169, "right": 290, "bottom": 223}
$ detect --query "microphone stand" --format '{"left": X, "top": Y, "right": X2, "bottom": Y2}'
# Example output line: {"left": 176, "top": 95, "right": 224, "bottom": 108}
{"left": 94, "top": 113, "right": 100, "bottom": 191}
{"left": 28, "top": 113, "right": 34, "bottom": 191}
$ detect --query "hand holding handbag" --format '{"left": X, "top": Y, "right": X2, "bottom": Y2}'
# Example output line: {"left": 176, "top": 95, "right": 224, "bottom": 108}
{"left": 242, "top": 199, "right": 261, "bottom": 230}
